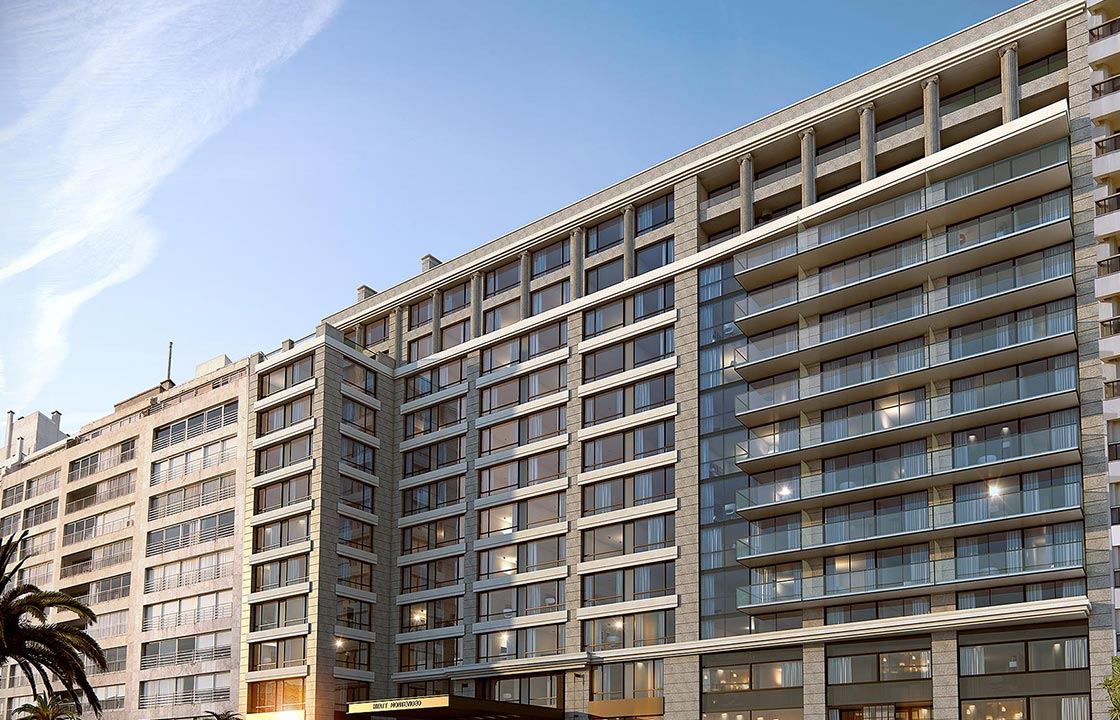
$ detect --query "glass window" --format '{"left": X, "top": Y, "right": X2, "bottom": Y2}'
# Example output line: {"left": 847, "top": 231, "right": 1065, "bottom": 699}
{"left": 409, "top": 298, "right": 433, "bottom": 329}
{"left": 586, "top": 258, "right": 624, "bottom": 294}
{"left": 484, "top": 299, "right": 520, "bottom": 333}
{"left": 442, "top": 282, "right": 470, "bottom": 314}
{"left": 532, "top": 240, "right": 570, "bottom": 278}
{"left": 485, "top": 260, "right": 520, "bottom": 297}
{"left": 587, "top": 216, "right": 624, "bottom": 256}
{"left": 531, "top": 280, "right": 570, "bottom": 316}
{"left": 635, "top": 239, "right": 674, "bottom": 275}
{"left": 636, "top": 195, "right": 674, "bottom": 235}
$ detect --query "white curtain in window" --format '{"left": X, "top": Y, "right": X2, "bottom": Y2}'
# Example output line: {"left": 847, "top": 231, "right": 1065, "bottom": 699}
{"left": 644, "top": 518, "right": 666, "bottom": 548}
{"left": 1042, "top": 243, "right": 1072, "bottom": 279}
{"left": 593, "top": 482, "right": 614, "bottom": 513}
{"left": 634, "top": 566, "right": 652, "bottom": 597}
{"left": 700, "top": 527, "right": 722, "bottom": 570}
{"left": 960, "top": 646, "right": 984, "bottom": 675}
{"left": 781, "top": 661, "right": 803, "bottom": 687}
{"left": 1062, "top": 695, "right": 1090, "bottom": 720}
{"left": 1064, "top": 638, "right": 1088, "bottom": 668}
{"left": 636, "top": 472, "right": 656, "bottom": 505}
{"left": 827, "top": 657, "right": 852, "bottom": 684}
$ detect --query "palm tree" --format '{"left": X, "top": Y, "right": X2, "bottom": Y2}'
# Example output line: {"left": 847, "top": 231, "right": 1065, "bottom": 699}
{"left": 204, "top": 712, "right": 243, "bottom": 720}
{"left": 0, "top": 532, "right": 106, "bottom": 715}
{"left": 1103, "top": 655, "right": 1120, "bottom": 720}
{"left": 12, "top": 694, "right": 80, "bottom": 720}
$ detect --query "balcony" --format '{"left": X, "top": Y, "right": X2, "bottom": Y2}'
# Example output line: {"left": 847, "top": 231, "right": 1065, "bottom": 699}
{"left": 147, "top": 482, "right": 236, "bottom": 521}
{"left": 138, "top": 689, "right": 231, "bottom": 710}
{"left": 700, "top": 183, "right": 740, "bottom": 223}
{"left": 736, "top": 414, "right": 1081, "bottom": 517}
{"left": 1093, "top": 77, "right": 1120, "bottom": 125}
{"left": 149, "top": 446, "right": 237, "bottom": 486}
{"left": 140, "top": 602, "right": 234, "bottom": 631}
{"left": 1091, "top": 19, "right": 1120, "bottom": 65}
{"left": 737, "top": 540, "right": 1084, "bottom": 610}
{"left": 65, "top": 479, "right": 135, "bottom": 515}
{"left": 734, "top": 262, "right": 1074, "bottom": 383}
{"left": 139, "top": 644, "right": 232, "bottom": 670}
{"left": 1103, "top": 319, "right": 1120, "bottom": 361}
{"left": 737, "top": 360, "right": 1076, "bottom": 469}
{"left": 734, "top": 139, "right": 1070, "bottom": 286}
{"left": 146, "top": 525, "right": 236, "bottom": 558}
{"left": 735, "top": 302, "right": 1076, "bottom": 424}
{"left": 734, "top": 192, "right": 1071, "bottom": 334}
{"left": 62, "top": 517, "right": 134, "bottom": 546}
{"left": 736, "top": 479, "right": 1082, "bottom": 564}
{"left": 59, "top": 551, "right": 132, "bottom": 579}
{"left": 144, "top": 562, "right": 234, "bottom": 594}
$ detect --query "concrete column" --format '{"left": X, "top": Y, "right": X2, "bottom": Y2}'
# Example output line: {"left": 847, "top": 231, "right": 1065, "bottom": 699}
{"left": 858, "top": 102, "right": 876, "bottom": 182}
{"left": 519, "top": 250, "right": 532, "bottom": 317}
{"left": 737, "top": 153, "right": 754, "bottom": 232}
{"left": 570, "top": 229, "right": 584, "bottom": 298}
{"left": 429, "top": 289, "right": 442, "bottom": 353}
{"left": 799, "top": 127, "right": 817, "bottom": 207}
{"left": 999, "top": 41, "right": 1021, "bottom": 122}
{"left": 922, "top": 75, "right": 941, "bottom": 155}
{"left": 392, "top": 307, "right": 403, "bottom": 362}
{"left": 622, "top": 205, "right": 636, "bottom": 278}
{"left": 802, "top": 643, "right": 826, "bottom": 718}
{"left": 470, "top": 271, "right": 483, "bottom": 338}
{"left": 932, "top": 630, "right": 959, "bottom": 717}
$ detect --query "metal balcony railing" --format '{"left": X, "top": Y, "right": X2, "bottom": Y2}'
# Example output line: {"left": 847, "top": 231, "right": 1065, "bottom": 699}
{"left": 149, "top": 447, "right": 237, "bottom": 486}
{"left": 151, "top": 410, "right": 237, "bottom": 452}
{"left": 1091, "top": 17, "right": 1120, "bottom": 42}
{"left": 146, "top": 521, "right": 236, "bottom": 556}
{"left": 144, "top": 562, "right": 234, "bottom": 594}
{"left": 62, "top": 517, "right": 134, "bottom": 546}
{"left": 59, "top": 551, "right": 132, "bottom": 579}
{"left": 140, "top": 602, "right": 234, "bottom": 631}
{"left": 147, "top": 483, "right": 235, "bottom": 521}
{"left": 138, "top": 689, "right": 230, "bottom": 709}
{"left": 139, "top": 645, "right": 231, "bottom": 669}
{"left": 65, "top": 480, "right": 135, "bottom": 515}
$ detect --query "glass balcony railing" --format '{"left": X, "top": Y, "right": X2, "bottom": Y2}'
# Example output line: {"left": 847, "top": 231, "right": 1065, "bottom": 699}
{"left": 702, "top": 183, "right": 740, "bottom": 211}
{"left": 738, "top": 540, "right": 1083, "bottom": 607}
{"left": 736, "top": 192, "right": 1071, "bottom": 321}
{"left": 1105, "top": 380, "right": 1120, "bottom": 400}
{"left": 736, "top": 368, "right": 1075, "bottom": 464}
{"left": 1017, "top": 52, "right": 1067, "bottom": 86}
{"left": 734, "top": 140, "right": 1069, "bottom": 275}
{"left": 1091, "top": 18, "right": 1120, "bottom": 42}
{"left": 735, "top": 253, "right": 1072, "bottom": 371}
{"left": 736, "top": 410, "right": 1080, "bottom": 510}
{"left": 737, "top": 479, "right": 1081, "bottom": 559}
{"left": 1101, "top": 318, "right": 1120, "bottom": 338}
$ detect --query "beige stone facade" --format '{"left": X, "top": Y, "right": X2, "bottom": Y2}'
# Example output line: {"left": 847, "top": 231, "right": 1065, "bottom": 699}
{"left": 8, "top": 1, "right": 1120, "bottom": 718}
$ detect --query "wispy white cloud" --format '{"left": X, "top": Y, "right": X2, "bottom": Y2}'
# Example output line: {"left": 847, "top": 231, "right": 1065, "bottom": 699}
{"left": 0, "top": 0, "right": 340, "bottom": 414}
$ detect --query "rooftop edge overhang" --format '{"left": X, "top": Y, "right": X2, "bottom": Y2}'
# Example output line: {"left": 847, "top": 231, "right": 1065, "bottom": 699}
{"left": 347, "top": 695, "right": 564, "bottom": 719}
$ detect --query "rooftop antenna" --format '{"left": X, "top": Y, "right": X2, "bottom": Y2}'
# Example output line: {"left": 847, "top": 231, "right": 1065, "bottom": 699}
{"left": 165, "top": 341, "right": 173, "bottom": 383}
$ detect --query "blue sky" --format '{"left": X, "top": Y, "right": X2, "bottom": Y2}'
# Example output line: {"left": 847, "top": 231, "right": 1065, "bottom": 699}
{"left": 1, "top": 0, "right": 1019, "bottom": 433}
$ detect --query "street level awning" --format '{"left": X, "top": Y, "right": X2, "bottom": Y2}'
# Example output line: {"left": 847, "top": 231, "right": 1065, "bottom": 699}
{"left": 348, "top": 695, "right": 564, "bottom": 720}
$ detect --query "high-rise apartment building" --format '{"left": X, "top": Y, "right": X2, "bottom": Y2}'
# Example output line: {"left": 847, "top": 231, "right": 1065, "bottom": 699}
{"left": 5, "top": 0, "right": 1120, "bottom": 718}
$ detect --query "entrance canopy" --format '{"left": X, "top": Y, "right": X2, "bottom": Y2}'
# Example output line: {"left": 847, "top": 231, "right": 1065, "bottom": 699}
{"left": 348, "top": 695, "right": 564, "bottom": 720}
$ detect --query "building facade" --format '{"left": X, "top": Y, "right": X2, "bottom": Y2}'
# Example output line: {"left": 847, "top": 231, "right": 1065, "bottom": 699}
{"left": 6, "top": 0, "right": 1120, "bottom": 718}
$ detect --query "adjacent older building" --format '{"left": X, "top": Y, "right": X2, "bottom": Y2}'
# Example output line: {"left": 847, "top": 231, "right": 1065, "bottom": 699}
{"left": 8, "top": 0, "right": 1120, "bottom": 718}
